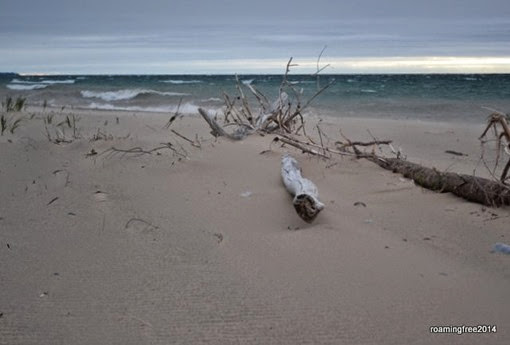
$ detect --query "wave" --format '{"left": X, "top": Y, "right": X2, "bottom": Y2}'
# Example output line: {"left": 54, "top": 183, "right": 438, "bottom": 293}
{"left": 242, "top": 79, "right": 254, "bottom": 85}
{"left": 6, "top": 84, "right": 49, "bottom": 90}
{"left": 87, "top": 102, "right": 207, "bottom": 114}
{"left": 290, "top": 80, "right": 315, "bottom": 85}
{"left": 199, "top": 97, "right": 223, "bottom": 103}
{"left": 361, "top": 89, "right": 377, "bottom": 93}
{"left": 11, "top": 78, "right": 75, "bottom": 84}
{"left": 160, "top": 79, "right": 202, "bottom": 84}
{"left": 40, "top": 79, "right": 76, "bottom": 84}
{"left": 80, "top": 89, "right": 191, "bottom": 101}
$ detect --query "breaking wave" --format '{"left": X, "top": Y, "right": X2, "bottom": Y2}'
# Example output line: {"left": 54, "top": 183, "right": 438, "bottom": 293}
{"left": 87, "top": 102, "right": 208, "bottom": 114}
{"left": 200, "top": 97, "right": 223, "bottom": 102}
{"left": 11, "top": 78, "right": 75, "bottom": 84}
{"left": 6, "top": 84, "right": 49, "bottom": 90}
{"left": 80, "top": 89, "right": 191, "bottom": 101}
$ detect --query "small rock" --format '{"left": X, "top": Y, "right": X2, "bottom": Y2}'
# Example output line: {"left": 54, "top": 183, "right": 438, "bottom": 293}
{"left": 354, "top": 201, "right": 366, "bottom": 207}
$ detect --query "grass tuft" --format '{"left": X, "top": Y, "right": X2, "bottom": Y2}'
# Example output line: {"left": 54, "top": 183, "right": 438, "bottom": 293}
{"left": 2, "top": 96, "right": 26, "bottom": 112}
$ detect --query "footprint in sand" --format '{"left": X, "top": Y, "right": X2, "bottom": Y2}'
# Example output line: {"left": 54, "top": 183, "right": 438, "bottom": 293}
{"left": 93, "top": 190, "right": 109, "bottom": 202}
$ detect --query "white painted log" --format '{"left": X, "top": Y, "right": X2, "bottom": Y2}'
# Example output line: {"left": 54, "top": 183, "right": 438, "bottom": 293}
{"left": 281, "top": 154, "right": 324, "bottom": 223}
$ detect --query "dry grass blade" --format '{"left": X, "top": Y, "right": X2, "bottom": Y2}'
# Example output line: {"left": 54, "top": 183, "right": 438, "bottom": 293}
{"left": 164, "top": 97, "right": 183, "bottom": 129}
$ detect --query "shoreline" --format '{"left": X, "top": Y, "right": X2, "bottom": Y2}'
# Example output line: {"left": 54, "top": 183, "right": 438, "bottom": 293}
{"left": 1, "top": 107, "right": 509, "bottom": 344}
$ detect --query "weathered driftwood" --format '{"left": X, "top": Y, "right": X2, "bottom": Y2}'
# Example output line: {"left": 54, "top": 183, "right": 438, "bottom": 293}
{"left": 198, "top": 108, "right": 252, "bottom": 140}
{"left": 370, "top": 157, "right": 510, "bottom": 207}
{"left": 281, "top": 154, "right": 324, "bottom": 222}
{"left": 479, "top": 111, "right": 510, "bottom": 183}
{"left": 197, "top": 57, "right": 333, "bottom": 142}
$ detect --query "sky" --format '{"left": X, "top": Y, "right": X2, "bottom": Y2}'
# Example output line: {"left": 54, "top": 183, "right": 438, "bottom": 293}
{"left": 1, "top": 0, "right": 510, "bottom": 74}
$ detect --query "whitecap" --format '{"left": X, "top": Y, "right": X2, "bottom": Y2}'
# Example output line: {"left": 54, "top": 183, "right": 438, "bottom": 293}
{"left": 200, "top": 97, "right": 223, "bottom": 103}
{"left": 11, "top": 78, "right": 37, "bottom": 84}
{"left": 6, "top": 84, "right": 48, "bottom": 90}
{"left": 81, "top": 89, "right": 190, "bottom": 101}
{"left": 10, "top": 78, "right": 75, "bottom": 85}
{"left": 40, "top": 79, "right": 75, "bottom": 84}
{"left": 361, "top": 89, "right": 377, "bottom": 93}
{"left": 160, "top": 79, "right": 202, "bottom": 84}
{"left": 242, "top": 79, "right": 254, "bottom": 85}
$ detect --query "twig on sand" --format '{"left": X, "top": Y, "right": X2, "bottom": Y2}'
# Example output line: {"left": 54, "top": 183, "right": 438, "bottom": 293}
{"left": 125, "top": 218, "right": 159, "bottom": 230}
{"left": 47, "top": 197, "right": 59, "bottom": 206}
{"left": 100, "top": 143, "right": 189, "bottom": 160}
{"left": 171, "top": 129, "right": 201, "bottom": 148}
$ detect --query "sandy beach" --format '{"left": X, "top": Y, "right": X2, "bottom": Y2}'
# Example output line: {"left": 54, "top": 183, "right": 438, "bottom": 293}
{"left": 1, "top": 107, "right": 509, "bottom": 344}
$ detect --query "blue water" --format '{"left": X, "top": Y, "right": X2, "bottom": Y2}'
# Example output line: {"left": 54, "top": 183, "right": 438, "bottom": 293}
{"left": 1, "top": 74, "right": 510, "bottom": 123}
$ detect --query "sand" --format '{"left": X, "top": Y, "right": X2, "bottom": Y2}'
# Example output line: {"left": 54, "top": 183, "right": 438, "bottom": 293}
{"left": 1, "top": 107, "right": 509, "bottom": 344}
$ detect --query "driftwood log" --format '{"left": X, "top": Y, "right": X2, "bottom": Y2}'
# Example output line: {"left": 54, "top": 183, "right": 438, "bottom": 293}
{"left": 281, "top": 154, "right": 324, "bottom": 222}
{"left": 370, "top": 157, "right": 510, "bottom": 207}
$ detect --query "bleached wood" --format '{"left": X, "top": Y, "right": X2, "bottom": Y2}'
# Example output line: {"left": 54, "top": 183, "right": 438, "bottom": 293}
{"left": 198, "top": 108, "right": 251, "bottom": 140}
{"left": 281, "top": 154, "right": 324, "bottom": 223}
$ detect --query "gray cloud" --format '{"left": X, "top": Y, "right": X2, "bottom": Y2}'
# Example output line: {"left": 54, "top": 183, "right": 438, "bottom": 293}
{"left": 1, "top": 0, "right": 509, "bottom": 73}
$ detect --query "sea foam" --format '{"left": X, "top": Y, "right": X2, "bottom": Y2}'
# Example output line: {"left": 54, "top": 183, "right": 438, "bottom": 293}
{"left": 81, "top": 89, "right": 190, "bottom": 101}
{"left": 87, "top": 102, "right": 206, "bottom": 114}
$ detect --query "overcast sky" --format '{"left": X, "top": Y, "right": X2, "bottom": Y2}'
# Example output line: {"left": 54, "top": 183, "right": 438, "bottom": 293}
{"left": 1, "top": 0, "right": 510, "bottom": 74}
